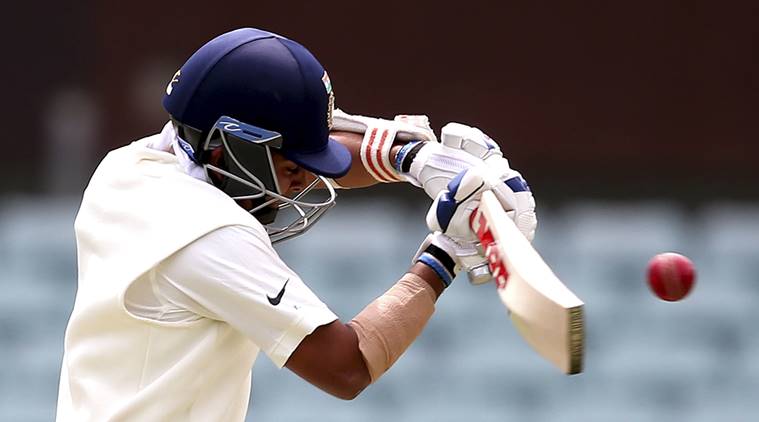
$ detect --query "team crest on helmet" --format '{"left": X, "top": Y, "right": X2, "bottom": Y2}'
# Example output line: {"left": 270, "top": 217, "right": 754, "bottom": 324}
{"left": 322, "top": 71, "right": 334, "bottom": 129}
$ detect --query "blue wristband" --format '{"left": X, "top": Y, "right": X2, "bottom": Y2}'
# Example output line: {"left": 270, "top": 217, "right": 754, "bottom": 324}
{"left": 394, "top": 141, "right": 422, "bottom": 173}
{"left": 417, "top": 252, "right": 454, "bottom": 287}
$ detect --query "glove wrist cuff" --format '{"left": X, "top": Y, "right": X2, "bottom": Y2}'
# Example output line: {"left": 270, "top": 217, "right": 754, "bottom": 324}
{"left": 395, "top": 141, "right": 425, "bottom": 174}
{"left": 417, "top": 252, "right": 454, "bottom": 288}
{"left": 414, "top": 236, "right": 459, "bottom": 288}
{"left": 424, "top": 243, "right": 457, "bottom": 276}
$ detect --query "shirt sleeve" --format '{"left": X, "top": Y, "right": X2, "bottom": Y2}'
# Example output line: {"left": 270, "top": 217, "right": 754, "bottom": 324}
{"left": 154, "top": 224, "right": 338, "bottom": 368}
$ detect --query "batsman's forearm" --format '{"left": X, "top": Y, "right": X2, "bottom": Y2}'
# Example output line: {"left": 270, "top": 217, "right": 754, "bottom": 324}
{"left": 347, "top": 268, "right": 441, "bottom": 382}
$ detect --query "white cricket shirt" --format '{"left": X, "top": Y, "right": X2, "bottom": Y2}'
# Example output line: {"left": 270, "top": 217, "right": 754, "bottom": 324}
{"left": 123, "top": 224, "right": 337, "bottom": 367}
{"left": 56, "top": 123, "right": 337, "bottom": 421}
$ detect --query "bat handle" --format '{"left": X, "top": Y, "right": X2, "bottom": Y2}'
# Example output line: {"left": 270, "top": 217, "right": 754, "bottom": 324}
{"left": 466, "top": 262, "right": 493, "bottom": 285}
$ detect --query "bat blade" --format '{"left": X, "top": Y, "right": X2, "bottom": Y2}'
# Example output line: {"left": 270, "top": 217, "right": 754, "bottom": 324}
{"left": 471, "top": 191, "right": 585, "bottom": 374}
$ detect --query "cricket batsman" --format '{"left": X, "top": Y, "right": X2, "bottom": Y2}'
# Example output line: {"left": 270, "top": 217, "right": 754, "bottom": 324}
{"left": 56, "top": 28, "right": 537, "bottom": 421}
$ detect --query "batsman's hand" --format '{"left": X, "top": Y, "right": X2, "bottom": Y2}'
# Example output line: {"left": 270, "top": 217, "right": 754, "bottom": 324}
{"left": 332, "top": 108, "right": 437, "bottom": 143}
{"left": 399, "top": 122, "right": 537, "bottom": 242}
{"left": 412, "top": 232, "right": 487, "bottom": 287}
{"left": 414, "top": 167, "right": 497, "bottom": 286}
{"left": 426, "top": 166, "right": 497, "bottom": 243}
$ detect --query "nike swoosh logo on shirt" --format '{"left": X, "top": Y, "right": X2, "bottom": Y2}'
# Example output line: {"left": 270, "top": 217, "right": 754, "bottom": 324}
{"left": 267, "top": 279, "right": 289, "bottom": 306}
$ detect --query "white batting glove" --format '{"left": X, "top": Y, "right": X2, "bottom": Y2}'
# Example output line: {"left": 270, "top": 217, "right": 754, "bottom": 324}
{"left": 425, "top": 166, "right": 501, "bottom": 242}
{"left": 331, "top": 108, "right": 436, "bottom": 183}
{"left": 441, "top": 123, "right": 538, "bottom": 242}
{"left": 396, "top": 122, "right": 537, "bottom": 242}
{"left": 413, "top": 166, "right": 501, "bottom": 286}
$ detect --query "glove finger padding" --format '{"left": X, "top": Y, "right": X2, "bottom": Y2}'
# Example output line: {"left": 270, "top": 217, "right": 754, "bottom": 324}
{"left": 426, "top": 166, "right": 498, "bottom": 243}
{"left": 440, "top": 124, "right": 537, "bottom": 242}
{"left": 332, "top": 108, "right": 436, "bottom": 142}
{"left": 402, "top": 122, "right": 503, "bottom": 196}
{"left": 402, "top": 121, "right": 538, "bottom": 243}
{"left": 404, "top": 142, "right": 484, "bottom": 194}
{"left": 393, "top": 114, "right": 437, "bottom": 143}
{"left": 331, "top": 108, "right": 436, "bottom": 183}
{"left": 440, "top": 122, "right": 502, "bottom": 160}
{"left": 489, "top": 168, "right": 538, "bottom": 243}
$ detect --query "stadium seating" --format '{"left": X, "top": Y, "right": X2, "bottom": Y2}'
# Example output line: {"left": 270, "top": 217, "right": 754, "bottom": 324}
{"left": 2, "top": 197, "right": 757, "bottom": 421}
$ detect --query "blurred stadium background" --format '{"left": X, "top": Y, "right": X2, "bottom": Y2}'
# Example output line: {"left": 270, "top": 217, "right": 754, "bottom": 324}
{"left": 2, "top": 1, "right": 757, "bottom": 421}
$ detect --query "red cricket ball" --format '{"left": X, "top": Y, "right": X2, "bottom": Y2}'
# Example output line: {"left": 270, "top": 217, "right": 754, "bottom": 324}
{"left": 646, "top": 252, "right": 696, "bottom": 302}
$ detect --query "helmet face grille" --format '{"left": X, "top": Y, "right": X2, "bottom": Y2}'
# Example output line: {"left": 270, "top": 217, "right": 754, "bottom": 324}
{"left": 265, "top": 177, "right": 337, "bottom": 243}
{"left": 200, "top": 116, "right": 338, "bottom": 243}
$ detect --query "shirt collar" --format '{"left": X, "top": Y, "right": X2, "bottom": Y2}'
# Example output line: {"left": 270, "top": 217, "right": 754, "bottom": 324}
{"left": 149, "top": 121, "right": 209, "bottom": 182}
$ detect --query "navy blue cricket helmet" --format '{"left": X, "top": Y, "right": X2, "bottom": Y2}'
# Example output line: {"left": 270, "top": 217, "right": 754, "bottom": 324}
{"left": 162, "top": 28, "right": 348, "bottom": 242}
{"left": 162, "top": 27, "right": 350, "bottom": 178}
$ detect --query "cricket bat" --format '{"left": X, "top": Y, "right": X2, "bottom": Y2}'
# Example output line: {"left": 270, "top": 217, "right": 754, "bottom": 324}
{"left": 470, "top": 191, "right": 585, "bottom": 375}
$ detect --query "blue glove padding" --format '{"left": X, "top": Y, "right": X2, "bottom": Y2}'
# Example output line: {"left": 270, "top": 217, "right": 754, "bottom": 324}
{"left": 426, "top": 166, "right": 496, "bottom": 243}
